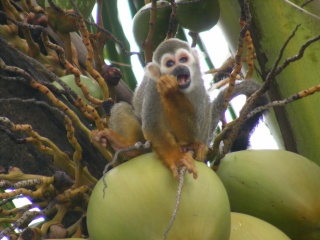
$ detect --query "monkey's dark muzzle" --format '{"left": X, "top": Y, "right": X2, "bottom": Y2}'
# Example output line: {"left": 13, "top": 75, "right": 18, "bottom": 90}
{"left": 172, "top": 66, "right": 191, "bottom": 90}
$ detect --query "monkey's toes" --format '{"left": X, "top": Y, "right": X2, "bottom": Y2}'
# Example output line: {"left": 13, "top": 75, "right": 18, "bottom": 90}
{"left": 91, "top": 129, "right": 110, "bottom": 148}
{"left": 181, "top": 156, "right": 198, "bottom": 179}
{"left": 171, "top": 153, "right": 198, "bottom": 179}
{"left": 194, "top": 144, "right": 208, "bottom": 162}
{"left": 181, "top": 143, "right": 208, "bottom": 162}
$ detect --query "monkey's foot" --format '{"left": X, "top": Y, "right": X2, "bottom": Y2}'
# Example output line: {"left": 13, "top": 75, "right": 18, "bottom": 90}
{"left": 91, "top": 129, "right": 143, "bottom": 158}
{"left": 167, "top": 151, "right": 197, "bottom": 180}
{"left": 157, "top": 75, "right": 179, "bottom": 96}
{"left": 91, "top": 129, "right": 110, "bottom": 148}
{"left": 181, "top": 142, "right": 208, "bottom": 162}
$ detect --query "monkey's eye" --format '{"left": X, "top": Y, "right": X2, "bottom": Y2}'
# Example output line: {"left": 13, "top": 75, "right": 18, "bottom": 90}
{"left": 166, "top": 60, "right": 175, "bottom": 67}
{"left": 179, "top": 57, "right": 188, "bottom": 63}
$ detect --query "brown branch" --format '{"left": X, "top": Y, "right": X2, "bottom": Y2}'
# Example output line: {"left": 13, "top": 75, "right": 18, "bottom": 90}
{"left": 0, "top": 200, "right": 56, "bottom": 237}
{"left": 85, "top": 20, "right": 142, "bottom": 59}
{"left": 143, "top": 0, "right": 157, "bottom": 62}
{"left": 166, "top": 1, "right": 178, "bottom": 39}
{"left": 248, "top": 83, "right": 320, "bottom": 118}
{"left": 69, "top": 0, "right": 110, "bottom": 103}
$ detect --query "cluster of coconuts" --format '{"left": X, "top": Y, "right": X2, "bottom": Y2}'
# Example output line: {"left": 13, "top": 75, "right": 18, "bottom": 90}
{"left": 86, "top": 150, "right": 320, "bottom": 240}
{"left": 132, "top": 0, "right": 220, "bottom": 50}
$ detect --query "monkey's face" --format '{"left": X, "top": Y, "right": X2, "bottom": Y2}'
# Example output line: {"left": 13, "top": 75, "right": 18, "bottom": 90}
{"left": 145, "top": 48, "right": 199, "bottom": 92}
{"left": 161, "top": 48, "right": 198, "bottom": 90}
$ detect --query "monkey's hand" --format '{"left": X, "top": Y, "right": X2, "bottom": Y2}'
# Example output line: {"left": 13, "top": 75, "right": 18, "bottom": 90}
{"left": 157, "top": 75, "right": 179, "bottom": 96}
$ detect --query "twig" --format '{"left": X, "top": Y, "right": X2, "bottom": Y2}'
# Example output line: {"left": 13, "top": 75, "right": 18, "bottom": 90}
{"left": 163, "top": 166, "right": 187, "bottom": 240}
{"left": 0, "top": 124, "right": 26, "bottom": 144}
{"left": 0, "top": 195, "right": 25, "bottom": 207}
{"left": 0, "top": 10, "right": 45, "bottom": 31}
{"left": 0, "top": 180, "right": 13, "bottom": 188}
{"left": 301, "top": 0, "right": 315, "bottom": 7}
{"left": 84, "top": 19, "right": 143, "bottom": 63}
{"left": 166, "top": 1, "right": 178, "bottom": 39}
{"left": 284, "top": 0, "right": 320, "bottom": 21}
{"left": 143, "top": 0, "right": 157, "bottom": 62}
{"left": 0, "top": 36, "right": 78, "bottom": 101}
{"left": 0, "top": 98, "right": 66, "bottom": 122}
{"left": 0, "top": 199, "right": 56, "bottom": 237}
{"left": 273, "top": 34, "right": 320, "bottom": 76}
{"left": 189, "top": 31, "right": 198, "bottom": 48}
{"left": 247, "top": 83, "right": 320, "bottom": 118}
{"left": 70, "top": 0, "right": 110, "bottom": 102}
{"left": 258, "top": 24, "right": 301, "bottom": 94}
{"left": 220, "top": 0, "right": 250, "bottom": 128}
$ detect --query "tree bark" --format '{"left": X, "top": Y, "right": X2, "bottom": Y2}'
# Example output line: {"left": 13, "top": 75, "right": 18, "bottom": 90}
{"left": 0, "top": 39, "right": 107, "bottom": 179}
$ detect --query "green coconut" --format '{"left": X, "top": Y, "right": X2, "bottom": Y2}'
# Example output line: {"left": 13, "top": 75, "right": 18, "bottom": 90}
{"left": 132, "top": 1, "right": 175, "bottom": 51}
{"left": 87, "top": 152, "right": 231, "bottom": 240}
{"left": 53, "top": 75, "right": 102, "bottom": 105}
{"left": 216, "top": 150, "right": 320, "bottom": 240}
{"left": 230, "top": 212, "right": 290, "bottom": 240}
{"left": 176, "top": 0, "right": 220, "bottom": 33}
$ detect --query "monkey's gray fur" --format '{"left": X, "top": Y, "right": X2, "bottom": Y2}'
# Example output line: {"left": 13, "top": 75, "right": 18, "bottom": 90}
{"left": 108, "top": 38, "right": 268, "bottom": 153}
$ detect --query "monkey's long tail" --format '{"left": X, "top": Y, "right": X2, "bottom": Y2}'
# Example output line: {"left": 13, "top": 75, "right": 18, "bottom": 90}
{"left": 211, "top": 79, "right": 269, "bottom": 151}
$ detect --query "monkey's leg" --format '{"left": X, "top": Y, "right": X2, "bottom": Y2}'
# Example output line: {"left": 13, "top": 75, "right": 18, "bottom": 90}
{"left": 211, "top": 79, "right": 269, "bottom": 151}
{"left": 145, "top": 130, "right": 198, "bottom": 179}
{"left": 92, "top": 102, "right": 145, "bottom": 158}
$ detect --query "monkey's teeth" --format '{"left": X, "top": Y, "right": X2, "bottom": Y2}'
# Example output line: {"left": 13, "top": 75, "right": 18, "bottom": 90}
{"left": 177, "top": 74, "right": 191, "bottom": 89}
{"left": 177, "top": 75, "right": 190, "bottom": 84}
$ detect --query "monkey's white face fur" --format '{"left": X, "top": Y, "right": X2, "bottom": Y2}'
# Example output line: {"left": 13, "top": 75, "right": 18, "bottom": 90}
{"left": 145, "top": 47, "right": 200, "bottom": 93}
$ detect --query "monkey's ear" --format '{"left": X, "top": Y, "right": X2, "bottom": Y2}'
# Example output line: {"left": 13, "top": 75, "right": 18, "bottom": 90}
{"left": 145, "top": 62, "right": 161, "bottom": 80}
{"left": 191, "top": 48, "right": 200, "bottom": 64}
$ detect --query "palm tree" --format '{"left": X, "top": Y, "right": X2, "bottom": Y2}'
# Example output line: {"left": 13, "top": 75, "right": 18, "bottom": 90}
{"left": 0, "top": 0, "right": 319, "bottom": 238}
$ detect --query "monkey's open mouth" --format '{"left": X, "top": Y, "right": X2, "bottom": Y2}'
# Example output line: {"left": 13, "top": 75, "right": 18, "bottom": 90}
{"left": 177, "top": 74, "right": 191, "bottom": 89}
{"left": 172, "top": 66, "right": 191, "bottom": 89}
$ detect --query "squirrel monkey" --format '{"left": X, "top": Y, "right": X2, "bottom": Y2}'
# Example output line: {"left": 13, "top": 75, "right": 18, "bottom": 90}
{"left": 92, "top": 39, "right": 268, "bottom": 179}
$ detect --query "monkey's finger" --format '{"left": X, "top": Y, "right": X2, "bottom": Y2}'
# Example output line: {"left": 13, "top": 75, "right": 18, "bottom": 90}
{"left": 180, "top": 157, "right": 198, "bottom": 179}
{"left": 171, "top": 166, "right": 180, "bottom": 180}
{"left": 93, "top": 129, "right": 110, "bottom": 142}
{"left": 194, "top": 145, "right": 208, "bottom": 162}
{"left": 185, "top": 166, "right": 198, "bottom": 179}
{"left": 189, "top": 167, "right": 198, "bottom": 179}
{"left": 100, "top": 138, "right": 108, "bottom": 148}
{"left": 192, "top": 171, "right": 198, "bottom": 179}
